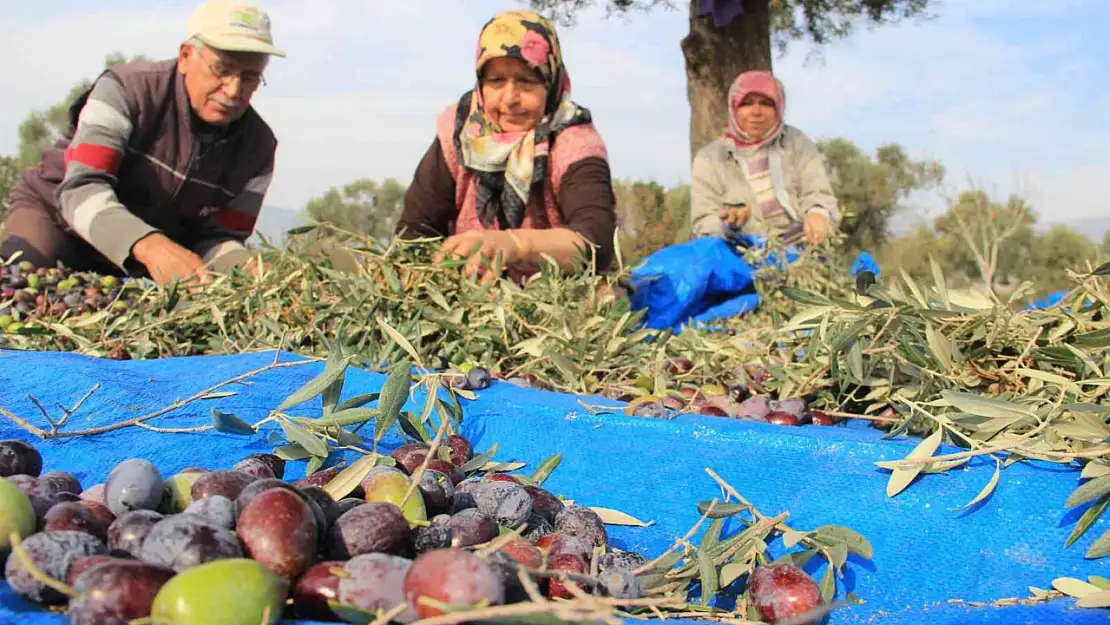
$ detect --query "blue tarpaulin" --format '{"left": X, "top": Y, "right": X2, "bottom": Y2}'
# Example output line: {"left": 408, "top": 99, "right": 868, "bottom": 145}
{"left": 0, "top": 349, "right": 1106, "bottom": 624}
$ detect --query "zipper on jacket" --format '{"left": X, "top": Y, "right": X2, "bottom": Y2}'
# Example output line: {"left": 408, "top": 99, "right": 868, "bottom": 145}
{"left": 170, "top": 137, "right": 198, "bottom": 203}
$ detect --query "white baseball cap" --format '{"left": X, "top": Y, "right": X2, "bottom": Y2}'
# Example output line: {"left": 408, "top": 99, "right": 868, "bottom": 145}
{"left": 187, "top": 0, "right": 286, "bottom": 57}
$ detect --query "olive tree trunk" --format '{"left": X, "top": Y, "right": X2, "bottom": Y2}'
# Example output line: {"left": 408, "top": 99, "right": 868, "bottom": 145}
{"left": 680, "top": 0, "right": 772, "bottom": 160}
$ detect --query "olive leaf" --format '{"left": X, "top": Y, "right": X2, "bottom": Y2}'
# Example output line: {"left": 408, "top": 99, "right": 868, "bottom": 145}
{"left": 376, "top": 317, "right": 424, "bottom": 368}
{"left": 1066, "top": 495, "right": 1110, "bottom": 549}
{"left": 313, "top": 408, "right": 378, "bottom": 427}
{"left": 323, "top": 453, "right": 382, "bottom": 500}
{"left": 696, "top": 501, "right": 749, "bottom": 518}
{"left": 1067, "top": 475, "right": 1110, "bottom": 508}
{"left": 1077, "top": 590, "right": 1110, "bottom": 609}
{"left": 589, "top": 507, "right": 653, "bottom": 527}
{"left": 529, "top": 453, "right": 562, "bottom": 486}
{"left": 952, "top": 456, "right": 1000, "bottom": 511}
{"left": 273, "top": 444, "right": 312, "bottom": 461}
{"left": 1053, "top": 577, "right": 1103, "bottom": 598}
{"left": 1086, "top": 529, "right": 1110, "bottom": 560}
{"left": 275, "top": 355, "right": 352, "bottom": 413}
{"left": 280, "top": 417, "right": 329, "bottom": 458}
{"left": 320, "top": 347, "right": 348, "bottom": 417}
{"left": 460, "top": 443, "right": 499, "bottom": 473}
{"left": 811, "top": 526, "right": 874, "bottom": 560}
{"left": 335, "top": 393, "right": 380, "bottom": 412}
{"left": 210, "top": 409, "right": 256, "bottom": 435}
{"left": 883, "top": 427, "right": 944, "bottom": 497}
{"left": 939, "top": 390, "right": 1034, "bottom": 420}
{"left": 374, "top": 359, "right": 413, "bottom": 445}
{"left": 696, "top": 549, "right": 718, "bottom": 607}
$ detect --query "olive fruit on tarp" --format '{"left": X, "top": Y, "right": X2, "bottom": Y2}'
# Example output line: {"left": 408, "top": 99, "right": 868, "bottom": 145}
{"left": 524, "top": 484, "right": 565, "bottom": 523}
{"left": 597, "top": 566, "right": 642, "bottom": 600}
{"left": 163, "top": 472, "right": 204, "bottom": 512}
{"left": 534, "top": 533, "right": 592, "bottom": 561}
{"left": 554, "top": 505, "right": 608, "bottom": 549}
{"left": 79, "top": 483, "right": 106, "bottom": 504}
{"left": 444, "top": 508, "right": 497, "bottom": 548}
{"left": 403, "top": 548, "right": 504, "bottom": 618}
{"left": 291, "top": 560, "right": 344, "bottom": 621}
{"left": 497, "top": 536, "right": 543, "bottom": 569}
{"left": 390, "top": 443, "right": 430, "bottom": 475}
{"left": 546, "top": 553, "right": 589, "bottom": 599}
{"left": 469, "top": 480, "right": 532, "bottom": 529}
{"left": 105, "top": 459, "right": 164, "bottom": 516}
{"left": 417, "top": 469, "right": 455, "bottom": 516}
{"left": 230, "top": 457, "right": 275, "bottom": 480}
{"left": 413, "top": 523, "right": 452, "bottom": 554}
{"left": 5, "top": 530, "right": 107, "bottom": 604}
{"left": 150, "top": 558, "right": 287, "bottom": 625}
{"left": 42, "top": 501, "right": 108, "bottom": 541}
{"left": 300, "top": 485, "right": 342, "bottom": 531}
{"left": 66, "top": 554, "right": 121, "bottom": 585}
{"left": 237, "top": 487, "right": 318, "bottom": 580}
{"left": 68, "top": 559, "right": 175, "bottom": 625}
{"left": 293, "top": 466, "right": 343, "bottom": 491}
{"left": 739, "top": 396, "right": 771, "bottom": 420}
{"left": 108, "top": 510, "right": 164, "bottom": 557}
{"left": 748, "top": 563, "right": 824, "bottom": 625}
{"left": 79, "top": 500, "right": 116, "bottom": 529}
{"left": 325, "top": 502, "right": 410, "bottom": 559}
{"left": 338, "top": 553, "right": 417, "bottom": 622}
{"left": 598, "top": 550, "right": 647, "bottom": 571}
{"left": 443, "top": 434, "right": 473, "bottom": 467}
{"left": 0, "top": 476, "right": 36, "bottom": 563}
{"left": 770, "top": 398, "right": 808, "bottom": 416}
{"left": 362, "top": 466, "right": 427, "bottom": 527}
{"left": 765, "top": 411, "right": 802, "bottom": 427}
{"left": 37, "top": 470, "right": 81, "bottom": 498}
{"left": 137, "top": 514, "right": 243, "bottom": 573}
{"left": 0, "top": 439, "right": 42, "bottom": 477}
{"left": 426, "top": 459, "right": 465, "bottom": 485}
{"left": 183, "top": 495, "right": 235, "bottom": 529}
{"left": 189, "top": 470, "right": 253, "bottom": 503}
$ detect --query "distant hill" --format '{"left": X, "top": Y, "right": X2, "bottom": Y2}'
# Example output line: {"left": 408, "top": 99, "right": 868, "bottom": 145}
{"left": 886, "top": 209, "right": 1110, "bottom": 244}
{"left": 249, "top": 205, "right": 307, "bottom": 248}
{"left": 1038, "top": 216, "right": 1110, "bottom": 243}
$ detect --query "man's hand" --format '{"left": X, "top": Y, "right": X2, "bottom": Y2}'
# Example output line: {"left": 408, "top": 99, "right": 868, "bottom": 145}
{"left": 131, "top": 233, "right": 210, "bottom": 287}
{"left": 803, "top": 212, "right": 830, "bottom": 246}
{"left": 434, "top": 230, "right": 525, "bottom": 284}
{"left": 719, "top": 204, "right": 750, "bottom": 230}
{"left": 244, "top": 256, "right": 271, "bottom": 278}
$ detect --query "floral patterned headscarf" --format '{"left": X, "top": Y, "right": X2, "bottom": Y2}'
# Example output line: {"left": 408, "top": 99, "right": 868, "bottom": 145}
{"left": 724, "top": 70, "right": 786, "bottom": 151}
{"left": 453, "top": 10, "right": 592, "bottom": 229}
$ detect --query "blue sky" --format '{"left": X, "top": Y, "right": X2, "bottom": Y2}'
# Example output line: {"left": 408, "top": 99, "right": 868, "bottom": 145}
{"left": 2, "top": 0, "right": 1107, "bottom": 241}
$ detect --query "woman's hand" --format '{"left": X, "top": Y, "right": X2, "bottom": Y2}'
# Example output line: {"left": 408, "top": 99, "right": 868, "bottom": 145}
{"left": 435, "top": 230, "right": 525, "bottom": 284}
{"left": 803, "top": 212, "right": 830, "bottom": 245}
{"left": 719, "top": 204, "right": 751, "bottom": 230}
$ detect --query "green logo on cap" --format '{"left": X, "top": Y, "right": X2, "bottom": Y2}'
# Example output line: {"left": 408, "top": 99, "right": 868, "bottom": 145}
{"left": 230, "top": 8, "right": 265, "bottom": 30}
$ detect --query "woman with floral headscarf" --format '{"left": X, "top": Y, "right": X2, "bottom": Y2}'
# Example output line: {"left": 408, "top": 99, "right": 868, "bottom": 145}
{"left": 689, "top": 70, "right": 839, "bottom": 246}
{"left": 397, "top": 10, "right": 617, "bottom": 283}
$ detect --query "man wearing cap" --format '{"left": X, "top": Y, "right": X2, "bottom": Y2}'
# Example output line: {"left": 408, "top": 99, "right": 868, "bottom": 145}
{"left": 0, "top": 0, "right": 285, "bottom": 285}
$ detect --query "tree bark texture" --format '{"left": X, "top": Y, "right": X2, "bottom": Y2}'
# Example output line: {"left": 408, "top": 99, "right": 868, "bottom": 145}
{"left": 680, "top": 0, "right": 772, "bottom": 161}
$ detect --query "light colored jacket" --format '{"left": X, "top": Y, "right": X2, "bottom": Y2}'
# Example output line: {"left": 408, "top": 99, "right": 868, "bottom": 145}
{"left": 689, "top": 125, "right": 839, "bottom": 239}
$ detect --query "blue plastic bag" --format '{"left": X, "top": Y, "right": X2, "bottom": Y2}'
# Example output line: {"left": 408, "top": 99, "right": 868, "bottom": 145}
{"left": 850, "top": 251, "right": 881, "bottom": 278}
{"left": 628, "top": 235, "right": 882, "bottom": 333}
{"left": 1026, "top": 291, "right": 1067, "bottom": 310}
{"left": 627, "top": 237, "right": 757, "bottom": 332}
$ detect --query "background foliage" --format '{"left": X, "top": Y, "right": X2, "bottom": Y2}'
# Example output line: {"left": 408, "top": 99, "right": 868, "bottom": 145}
{"left": 0, "top": 49, "right": 1104, "bottom": 303}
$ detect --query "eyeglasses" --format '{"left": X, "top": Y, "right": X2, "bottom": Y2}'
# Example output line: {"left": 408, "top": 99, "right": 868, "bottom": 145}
{"left": 197, "top": 52, "right": 266, "bottom": 90}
